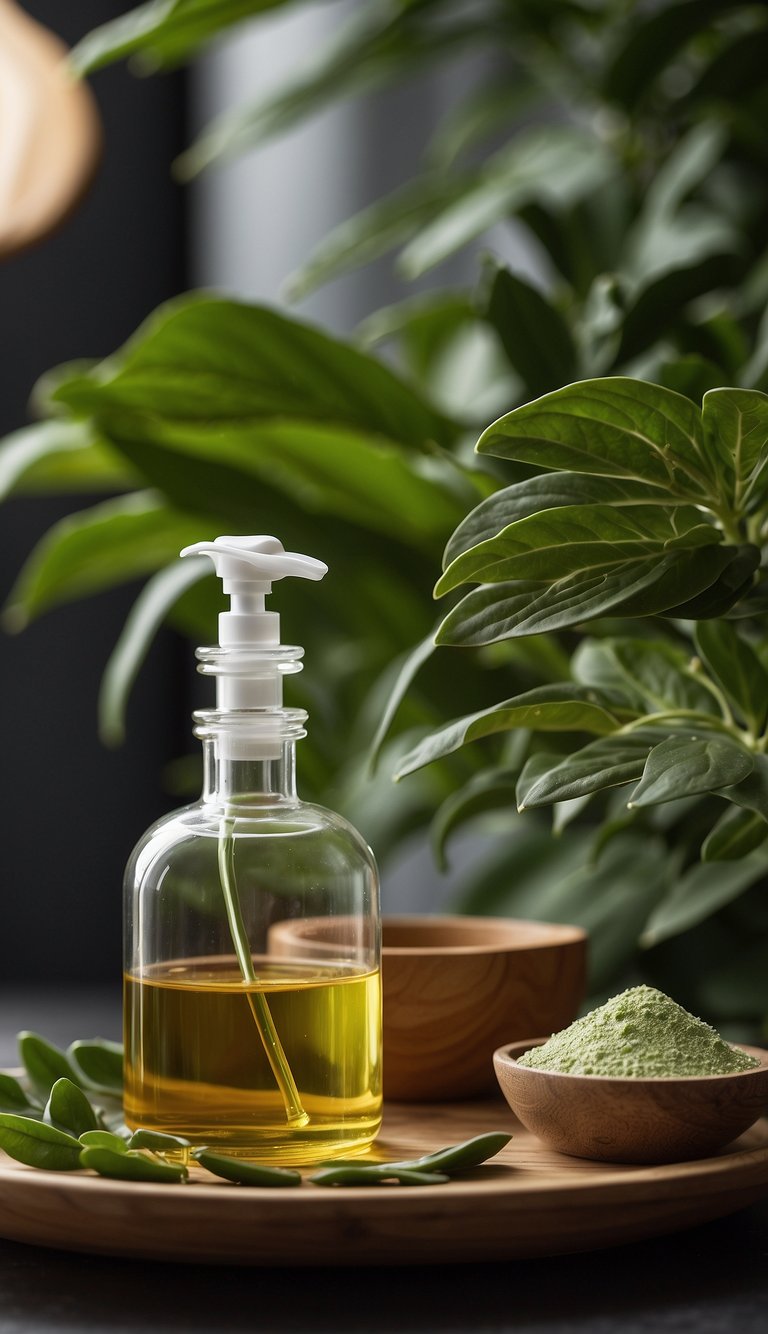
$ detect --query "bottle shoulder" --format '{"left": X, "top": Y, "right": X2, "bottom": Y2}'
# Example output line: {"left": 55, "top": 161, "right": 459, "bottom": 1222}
{"left": 126, "top": 798, "right": 378, "bottom": 878}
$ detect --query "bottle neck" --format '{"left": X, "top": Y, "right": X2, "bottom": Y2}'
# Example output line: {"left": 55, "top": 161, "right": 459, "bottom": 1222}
{"left": 202, "top": 736, "right": 299, "bottom": 805}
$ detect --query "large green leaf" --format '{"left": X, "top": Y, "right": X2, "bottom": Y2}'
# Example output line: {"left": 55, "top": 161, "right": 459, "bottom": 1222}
{"left": 3, "top": 495, "right": 209, "bottom": 628}
{"left": 484, "top": 266, "right": 578, "bottom": 398}
{"left": 54, "top": 297, "right": 454, "bottom": 451}
{"left": 642, "top": 854, "right": 768, "bottom": 946}
{"left": 398, "top": 128, "right": 614, "bottom": 280}
{"left": 477, "top": 377, "right": 716, "bottom": 500}
{"left": 694, "top": 619, "right": 768, "bottom": 735}
{"left": 368, "top": 630, "right": 438, "bottom": 772}
{"left": 627, "top": 736, "right": 754, "bottom": 809}
{"left": 436, "top": 502, "right": 720, "bottom": 594}
{"left": 516, "top": 731, "right": 666, "bottom": 809}
{"left": 436, "top": 544, "right": 755, "bottom": 644}
{"left": 443, "top": 474, "right": 665, "bottom": 568}
{"left": 394, "top": 685, "right": 622, "bottom": 781}
{"left": 71, "top": 0, "right": 298, "bottom": 73}
{"left": 104, "top": 416, "right": 466, "bottom": 551}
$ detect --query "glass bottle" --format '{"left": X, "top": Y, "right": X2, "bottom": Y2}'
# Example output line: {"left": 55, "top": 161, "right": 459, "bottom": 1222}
{"left": 123, "top": 538, "right": 382, "bottom": 1163}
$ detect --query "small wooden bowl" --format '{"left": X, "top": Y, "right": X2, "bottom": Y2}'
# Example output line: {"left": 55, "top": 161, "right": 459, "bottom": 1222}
{"left": 494, "top": 1038, "right": 768, "bottom": 1164}
{"left": 382, "top": 917, "right": 586, "bottom": 1101}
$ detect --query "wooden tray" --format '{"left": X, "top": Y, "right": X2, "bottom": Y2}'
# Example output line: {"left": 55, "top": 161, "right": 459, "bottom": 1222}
{"left": 1, "top": 1099, "right": 767, "bottom": 1266}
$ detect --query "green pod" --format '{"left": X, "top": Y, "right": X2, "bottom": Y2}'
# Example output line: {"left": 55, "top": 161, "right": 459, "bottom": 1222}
{"left": 309, "top": 1165, "right": 449, "bottom": 1187}
{"left": 193, "top": 1150, "right": 301, "bottom": 1187}
{"left": 0, "top": 1112, "right": 83, "bottom": 1170}
{"left": 394, "top": 1131, "right": 512, "bottom": 1175}
{"left": 79, "top": 1147, "right": 188, "bottom": 1183}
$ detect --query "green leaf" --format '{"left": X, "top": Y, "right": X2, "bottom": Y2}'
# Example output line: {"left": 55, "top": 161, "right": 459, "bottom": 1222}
{"left": 436, "top": 503, "right": 720, "bottom": 595}
{"left": 395, "top": 686, "right": 621, "bottom": 781}
{"left": 443, "top": 474, "right": 665, "bottom": 567}
{"left": 436, "top": 545, "right": 753, "bottom": 644}
{"left": 702, "top": 805, "right": 768, "bottom": 862}
{"left": 694, "top": 620, "right": 768, "bottom": 734}
{"left": 54, "top": 297, "right": 454, "bottom": 452}
{"left": 2, "top": 495, "right": 207, "bottom": 630}
{"left": 98, "top": 558, "right": 210, "bottom": 746}
{"left": 128, "top": 1129, "right": 190, "bottom": 1153}
{"left": 193, "top": 1150, "right": 301, "bottom": 1187}
{"left": 399, "top": 127, "right": 614, "bottom": 280}
{"left": 602, "top": 0, "right": 738, "bottom": 109}
{"left": 368, "top": 630, "right": 437, "bottom": 772}
{"left": 431, "top": 768, "right": 520, "bottom": 871}
{"left": 477, "top": 377, "right": 714, "bottom": 501}
{"left": 18, "top": 1033, "right": 81, "bottom": 1099}
{"left": 628, "top": 736, "right": 754, "bottom": 809}
{"left": 719, "top": 754, "right": 768, "bottom": 821}
{"left": 642, "top": 854, "right": 768, "bottom": 946}
{"left": 577, "top": 638, "right": 719, "bottom": 717}
{"left": 71, "top": 0, "right": 288, "bottom": 74}
{"left": 67, "top": 1040, "right": 124, "bottom": 1094}
{"left": 0, "top": 1113, "right": 83, "bottom": 1171}
{"left": 286, "top": 175, "right": 469, "bottom": 302}
{"left": 178, "top": 5, "right": 489, "bottom": 176}
{"left": 44, "top": 1079, "right": 99, "bottom": 1138}
{"left": 79, "top": 1147, "right": 188, "bottom": 1183}
{"left": 484, "top": 266, "right": 578, "bottom": 398}
{"left": 0, "top": 1073, "right": 38, "bottom": 1112}
{"left": 516, "top": 732, "right": 663, "bottom": 809}
{"left": 0, "top": 419, "right": 131, "bottom": 499}
{"left": 701, "top": 387, "right": 768, "bottom": 514}
{"left": 79, "top": 1131, "right": 130, "bottom": 1152}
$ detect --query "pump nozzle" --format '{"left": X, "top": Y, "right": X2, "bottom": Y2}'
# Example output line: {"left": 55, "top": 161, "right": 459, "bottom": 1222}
{"left": 180, "top": 536, "right": 327, "bottom": 593}
{"left": 179, "top": 535, "right": 326, "bottom": 718}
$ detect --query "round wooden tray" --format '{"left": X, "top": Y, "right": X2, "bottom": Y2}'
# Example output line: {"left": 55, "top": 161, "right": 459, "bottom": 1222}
{"left": 1, "top": 1099, "right": 767, "bottom": 1265}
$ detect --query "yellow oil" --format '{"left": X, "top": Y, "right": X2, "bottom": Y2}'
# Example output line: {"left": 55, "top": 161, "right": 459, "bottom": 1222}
{"left": 124, "top": 956, "right": 382, "bottom": 1164}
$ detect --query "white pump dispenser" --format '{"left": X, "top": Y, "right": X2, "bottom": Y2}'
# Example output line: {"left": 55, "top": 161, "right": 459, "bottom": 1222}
{"left": 180, "top": 535, "right": 327, "bottom": 711}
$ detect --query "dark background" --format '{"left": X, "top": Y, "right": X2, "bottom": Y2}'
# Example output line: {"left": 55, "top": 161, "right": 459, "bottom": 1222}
{"left": 0, "top": 2, "right": 190, "bottom": 984}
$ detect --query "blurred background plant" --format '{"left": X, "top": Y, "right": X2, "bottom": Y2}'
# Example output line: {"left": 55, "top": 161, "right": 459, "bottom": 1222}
{"left": 4, "top": 0, "right": 768, "bottom": 1029}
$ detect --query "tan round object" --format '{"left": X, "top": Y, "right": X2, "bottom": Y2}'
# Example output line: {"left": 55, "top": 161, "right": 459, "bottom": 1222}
{"left": 0, "top": 0, "right": 101, "bottom": 258}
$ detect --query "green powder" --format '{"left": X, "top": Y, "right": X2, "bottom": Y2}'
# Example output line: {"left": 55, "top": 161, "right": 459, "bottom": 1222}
{"left": 517, "top": 986, "right": 759, "bottom": 1077}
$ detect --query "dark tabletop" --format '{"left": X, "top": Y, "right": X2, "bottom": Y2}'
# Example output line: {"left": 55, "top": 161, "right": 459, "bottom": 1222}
{"left": 1, "top": 989, "right": 767, "bottom": 1334}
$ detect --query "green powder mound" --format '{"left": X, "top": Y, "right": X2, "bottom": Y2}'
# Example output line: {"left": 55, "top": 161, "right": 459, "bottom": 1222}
{"left": 517, "top": 986, "right": 760, "bottom": 1078}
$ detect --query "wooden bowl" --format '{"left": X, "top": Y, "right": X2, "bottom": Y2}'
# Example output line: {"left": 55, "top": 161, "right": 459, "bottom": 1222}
{"left": 494, "top": 1038, "right": 768, "bottom": 1164}
{"left": 268, "top": 915, "right": 586, "bottom": 1102}
{"left": 382, "top": 917, "right": 586, "bottom": 1101}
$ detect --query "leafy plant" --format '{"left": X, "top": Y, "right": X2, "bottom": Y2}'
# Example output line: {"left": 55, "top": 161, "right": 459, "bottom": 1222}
{"left": 5, "top": 0, "right": 768, "bottom": 1024}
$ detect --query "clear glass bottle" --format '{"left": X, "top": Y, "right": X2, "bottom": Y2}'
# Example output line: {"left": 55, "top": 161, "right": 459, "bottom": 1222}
{"left": 123, "top": 538, "right": 382, "bottom": 1164}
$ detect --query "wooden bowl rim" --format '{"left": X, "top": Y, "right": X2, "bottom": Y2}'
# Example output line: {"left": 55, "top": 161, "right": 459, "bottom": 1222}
{"left": 381, "top": 915, "right": 586, "bottom": 956}
{"left": 494, "top": 1038, "right": 768, "bottom": 1085}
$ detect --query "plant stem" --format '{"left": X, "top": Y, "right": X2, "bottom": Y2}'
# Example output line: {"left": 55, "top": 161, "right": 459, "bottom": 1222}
{"left": 217, "top": 813, "right": 308, "bottom": 1127}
